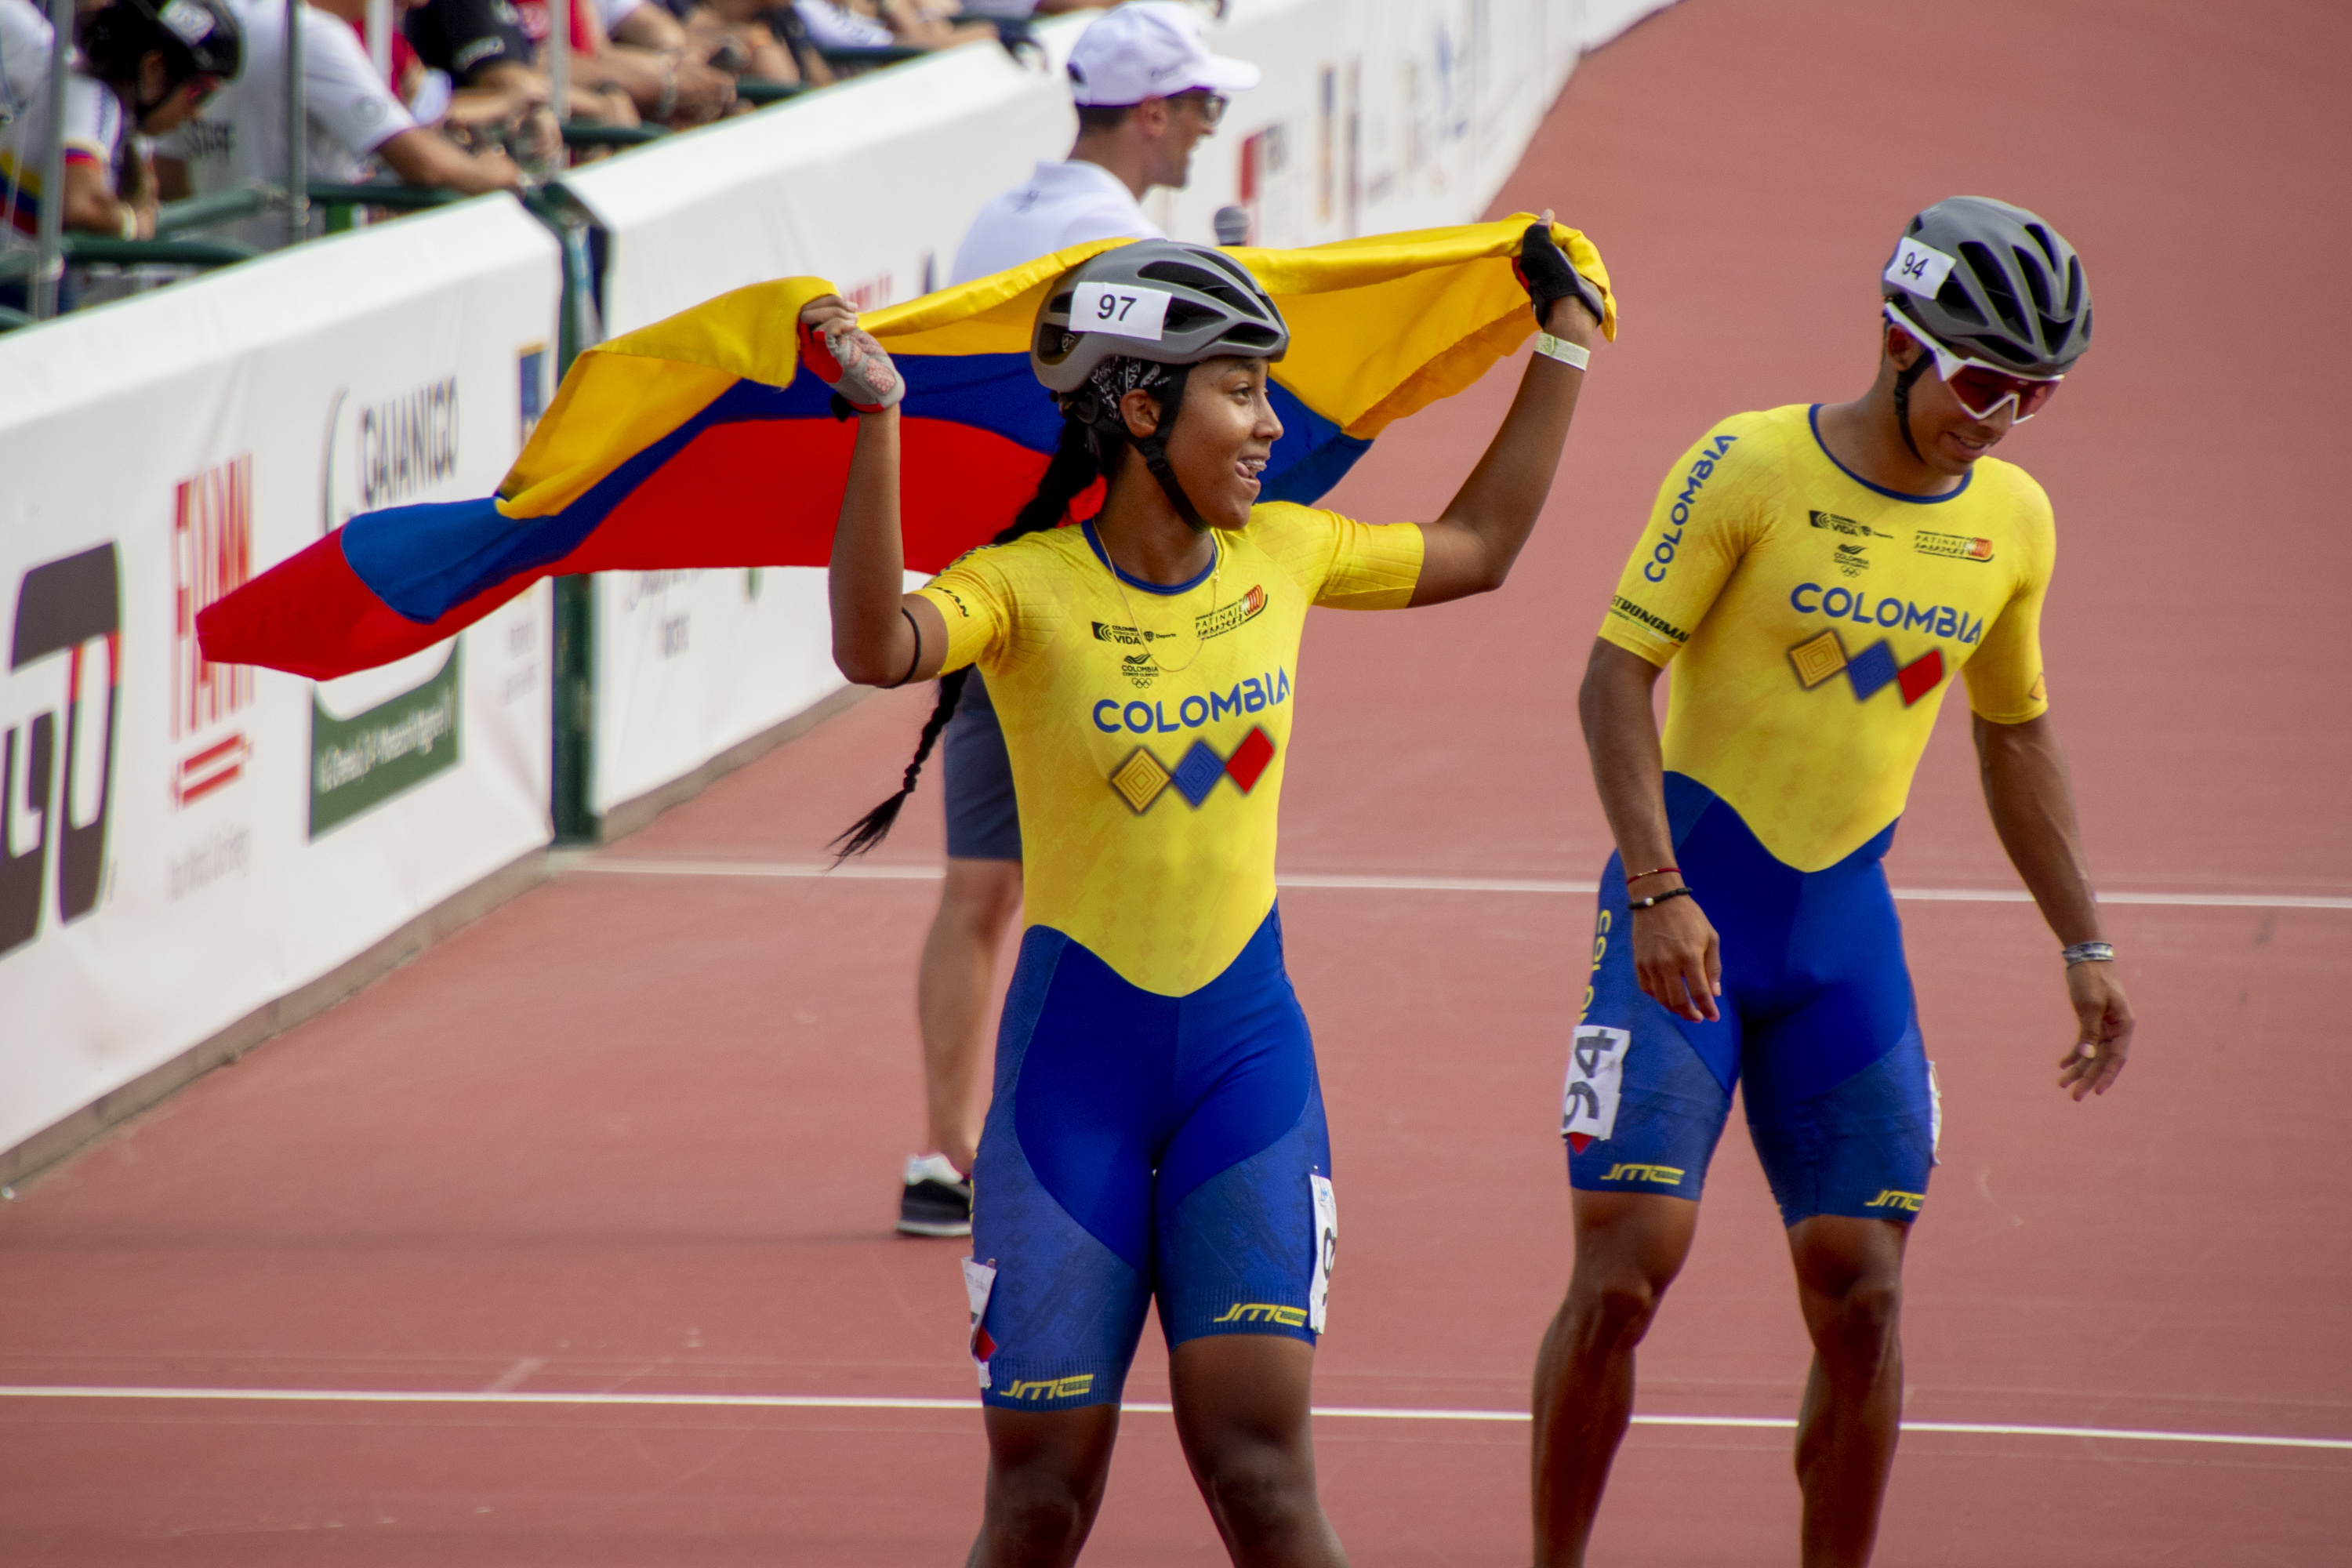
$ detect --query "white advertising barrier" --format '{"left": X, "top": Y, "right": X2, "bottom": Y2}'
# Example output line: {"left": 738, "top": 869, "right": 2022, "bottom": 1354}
{"left": 561, "top": 45, "right": 1073, "bottom": 817}
{"left": 0, "top": 198, "right": 561, "bottom": 1159}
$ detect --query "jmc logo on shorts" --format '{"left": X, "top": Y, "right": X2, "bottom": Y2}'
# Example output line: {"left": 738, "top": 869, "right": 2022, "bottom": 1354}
{"left": 1212, "top": 1302, "right": 1308, "bottom": 1328}
{"left": 1000, "top": 1374, "right": 1094, "bottom": 1402}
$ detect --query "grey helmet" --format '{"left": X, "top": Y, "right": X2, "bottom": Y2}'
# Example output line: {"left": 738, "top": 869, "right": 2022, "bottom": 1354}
{"left": 1032, "top": 239, "right": 1288, "bottom": 393}
{"left": 1882, "top": 196, "right": 2091, "bottom": 377}
{"left": 1033, "top": 240, "right": 1290, "bottom": 532}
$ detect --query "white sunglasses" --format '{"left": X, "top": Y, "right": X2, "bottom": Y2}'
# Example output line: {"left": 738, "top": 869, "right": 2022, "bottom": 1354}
{"left": 1883, "top": 302, "right": 2062, "bottom": 423}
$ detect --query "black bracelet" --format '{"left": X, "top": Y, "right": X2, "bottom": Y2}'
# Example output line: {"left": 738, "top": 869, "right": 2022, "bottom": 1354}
{"left": 1629, "top": 885, "right": 1693, "bottom": 911}
{"left": 886, "top": 606, "right": 922, "bottom": 688}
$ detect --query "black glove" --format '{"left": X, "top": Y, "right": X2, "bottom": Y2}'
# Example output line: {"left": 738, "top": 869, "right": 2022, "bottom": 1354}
{"left": 1513, "top": 222, "right": 1606, "bottom": 329}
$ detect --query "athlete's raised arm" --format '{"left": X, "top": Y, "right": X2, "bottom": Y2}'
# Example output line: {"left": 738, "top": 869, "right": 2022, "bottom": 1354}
{"left": 804, "top": 295, "right": 951, "bottom": 689}
{"left": 1410, "top": 218, "right": 1606, "bottom": 606}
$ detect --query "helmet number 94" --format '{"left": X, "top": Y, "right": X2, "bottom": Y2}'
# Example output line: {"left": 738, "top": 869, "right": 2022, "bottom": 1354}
{"left": 1073, "top": 281, "right": 1173, "bottom": 343}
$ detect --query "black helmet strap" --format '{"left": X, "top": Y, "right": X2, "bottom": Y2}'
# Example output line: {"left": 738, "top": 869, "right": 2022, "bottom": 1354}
{"left": 1891, "top": 346, "right": 1935, "bottom": 464}
{"left": 1128, "top": 365, "right": 1210, "bottom": 533}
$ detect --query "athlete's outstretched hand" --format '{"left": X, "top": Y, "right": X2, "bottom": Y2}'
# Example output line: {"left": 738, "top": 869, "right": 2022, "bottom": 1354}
{"left": 797, "top": 293, "right": 903, "bottom": 414}
{"left": 2056, "top": 961, "right": 2132, "bottom": 1100}
{"left": 1632, "top": 895, "right": 1722, "bottom": 1024}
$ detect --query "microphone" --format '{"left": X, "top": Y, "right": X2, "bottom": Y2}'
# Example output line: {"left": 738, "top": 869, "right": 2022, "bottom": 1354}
{"left": 1213, "top": 205, "right": 1250, "bottom": 246}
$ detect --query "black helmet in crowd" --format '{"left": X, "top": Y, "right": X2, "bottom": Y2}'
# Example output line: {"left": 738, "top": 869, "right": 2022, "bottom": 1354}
{"left": 1032, "top": 239, "right": 1290, "bottom": 531}
{"left": 1882, "top": 195, "right": 2091, "bottom": 379}
{"left": 78, "top": 0, "right": 243, "bottom": 94}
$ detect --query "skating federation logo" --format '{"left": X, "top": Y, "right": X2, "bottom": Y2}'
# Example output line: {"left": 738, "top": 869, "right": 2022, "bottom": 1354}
{"left": 1787, "top": 628, "right": 1945, "bottom": 706}
{"left": 1108, "top": 725, "right": 1275, "bottom": 814}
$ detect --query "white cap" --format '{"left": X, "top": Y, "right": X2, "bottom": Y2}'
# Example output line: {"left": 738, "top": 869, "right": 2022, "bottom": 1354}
{"left": 1066, "top": 2, "right": 1261, "bottom": 108}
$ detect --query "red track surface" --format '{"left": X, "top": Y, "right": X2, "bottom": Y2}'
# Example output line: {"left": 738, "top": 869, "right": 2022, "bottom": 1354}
{"left": 5, "top": 2, "right": 2350, "bottom": 1562}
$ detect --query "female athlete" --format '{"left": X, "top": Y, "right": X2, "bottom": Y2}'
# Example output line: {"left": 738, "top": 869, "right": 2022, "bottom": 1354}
{"left": 808, "top": 228, "right": 1602, "bottom": 1566}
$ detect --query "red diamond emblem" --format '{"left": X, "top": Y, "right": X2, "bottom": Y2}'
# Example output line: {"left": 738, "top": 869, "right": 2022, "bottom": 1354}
{"left": 1224, "top": 726, "right": 1276, "bottom": 792}
{"left": 1896, "top": 648, "right": 1945, "bottom": 706}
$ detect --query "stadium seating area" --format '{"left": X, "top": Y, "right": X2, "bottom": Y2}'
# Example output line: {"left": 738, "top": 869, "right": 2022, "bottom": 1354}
{"left": 0, "top": 0, "right": 1095, "bottom": 327}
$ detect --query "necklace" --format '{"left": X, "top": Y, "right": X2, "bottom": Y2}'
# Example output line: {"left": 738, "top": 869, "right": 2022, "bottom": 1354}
{"left": 1099, "top": 527, "right": 1221, "bottom": 677}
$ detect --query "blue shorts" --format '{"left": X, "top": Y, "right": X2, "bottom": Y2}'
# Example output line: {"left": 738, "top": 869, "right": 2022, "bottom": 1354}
{"left": 1565, "top": 775, "right": 1939, "bottom": 1227}
{"left": 942, "top": 672, "right": 1022, "bottom": 862}
{"left": 967, "top": 907, "right": 1335, "bottom": 1410}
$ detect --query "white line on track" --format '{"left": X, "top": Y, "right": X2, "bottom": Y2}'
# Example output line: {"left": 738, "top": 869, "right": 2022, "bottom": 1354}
{"left": 575, "top": 858, "right": 2352, "bottom": 910}
{"left": 3, "top": 1386, "right": 2347, "bottom": 1451}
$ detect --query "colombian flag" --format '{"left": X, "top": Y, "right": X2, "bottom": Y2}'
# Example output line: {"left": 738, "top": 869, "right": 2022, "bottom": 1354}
{"left": 198, "top": 216, "right": 1615, "bottom": 680}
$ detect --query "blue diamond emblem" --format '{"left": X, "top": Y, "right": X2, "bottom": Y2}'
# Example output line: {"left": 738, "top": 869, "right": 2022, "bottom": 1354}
{"left": 1171, "top": 740, "right": 1225, "bottom": 806}
{"left": 1845, "top": 640, "right": 1898, "bottom": 700}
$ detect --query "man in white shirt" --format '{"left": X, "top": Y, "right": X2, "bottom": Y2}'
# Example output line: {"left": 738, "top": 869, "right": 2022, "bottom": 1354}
{"left": 949, "top": 0, "right": 1252, "bottom": 281}
{"left": 155, "top": 0, "right": 517, "bottom": 252}
{"left": 895, "top": 0, "right": 1258, "bottom": 1239}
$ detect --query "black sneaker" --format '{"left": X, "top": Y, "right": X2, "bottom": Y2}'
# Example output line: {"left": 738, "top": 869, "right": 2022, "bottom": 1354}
{"left": 897, "top": 1153, "right": 972, "bottom": 1237}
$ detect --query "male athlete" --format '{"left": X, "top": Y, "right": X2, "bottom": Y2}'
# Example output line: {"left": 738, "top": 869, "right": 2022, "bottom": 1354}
{"left": 1534, "top": 197, "right": 2137, "bottom": 1567}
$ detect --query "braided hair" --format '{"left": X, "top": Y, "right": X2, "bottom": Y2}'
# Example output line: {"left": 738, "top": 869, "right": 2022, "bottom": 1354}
{"left": 829, "top": 405, "right": 1138, "bottom": 858}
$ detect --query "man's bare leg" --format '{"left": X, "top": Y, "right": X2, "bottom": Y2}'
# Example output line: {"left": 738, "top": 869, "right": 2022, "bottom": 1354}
{"left": 1531, "top": 1191, "right": 1700, "bottom": 1567}
{"left": 1788, "top": 1214, "right": 1909, "bottom": 1568}
{"left": 915, "top": 856, "right": 1022, "bottom": 1171}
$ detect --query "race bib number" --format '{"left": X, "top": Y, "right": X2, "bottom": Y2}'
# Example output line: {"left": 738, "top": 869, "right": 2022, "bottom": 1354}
{"left": 963, "top": 1256, "right": 998, "bottom": 1388}
{"left": 1562, "top": 1025, "right": 1631, "bottom": 1151}
{"left": 1926, "top": 1059, "right": 1943, "bottom": 1165}
{"left": 1884, "top": 237, "right": 1957, "bottom": 299}
{"left": 1307, "top": 1174, "right": 1338, "bottom": 1334}
{"left": 1072, "top": 281, "right": 1173, "bottom": 341}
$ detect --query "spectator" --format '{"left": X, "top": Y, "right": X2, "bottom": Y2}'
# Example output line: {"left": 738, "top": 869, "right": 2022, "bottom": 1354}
{"left": 677, "top": 0, "right": 800, "bottom": 89}
{"left": 401, "top": 0, "right": 632, "bottom": 132}
{"left": 951, "top": 0, "right": 1250, "bottom": 280}
{"left": 954, "top": 0, "right": 1108, "bottom": 45}
{"left": 793, "top": 0, "right": 991, "bottom": 56}
{"left": 2, "top": 0, "right": 235, "bottom": 251}
{"left": 1, "top": 0, "right": 49, "bottom": 122}
{"left": 155, "top": 0, "right": 521, "bottom": 252}
{"left": 524, "top": 0, "right": 734, "bottom": 127}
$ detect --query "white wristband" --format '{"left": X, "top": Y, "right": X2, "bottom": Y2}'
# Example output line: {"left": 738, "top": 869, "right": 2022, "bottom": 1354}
{"left": 1534, "top": 331, "right": 1589, "bottom": 371}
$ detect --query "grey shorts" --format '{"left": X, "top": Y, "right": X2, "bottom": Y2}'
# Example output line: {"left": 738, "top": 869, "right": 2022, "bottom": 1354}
{"left": 943, "top": 672, "right": 1022, "bottom": 862}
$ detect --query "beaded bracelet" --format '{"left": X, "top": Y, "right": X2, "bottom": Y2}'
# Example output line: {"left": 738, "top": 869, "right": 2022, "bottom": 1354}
{"left": 1630, "top": 885, "right": 1694, "bottom": 911}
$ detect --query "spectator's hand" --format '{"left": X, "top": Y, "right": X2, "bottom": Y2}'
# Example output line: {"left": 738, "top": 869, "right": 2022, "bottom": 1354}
{"left": 514, "top": 104, "right": 561, "bottom": 165}
{"left": 669, "top": 57, "right": 736, "bottom": 124}
{"left": 474, "top": 145, "right": 524, "bottom": 191}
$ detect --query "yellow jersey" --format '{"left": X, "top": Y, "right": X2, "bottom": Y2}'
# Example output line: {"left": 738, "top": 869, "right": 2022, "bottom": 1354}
{"left": 917, "top": 503, "right": 1424, "bottom": 994}
{"left": 1597, "top": 404, "right": 2054, "bottom": 871}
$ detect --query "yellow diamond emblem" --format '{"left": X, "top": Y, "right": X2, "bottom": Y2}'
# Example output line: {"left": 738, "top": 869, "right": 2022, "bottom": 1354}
{"left": 1109, "top": 747, "right": 1173, "bottom": 814}
{"left": 1788, "top": 629, "right": 1848, "bottom": 689}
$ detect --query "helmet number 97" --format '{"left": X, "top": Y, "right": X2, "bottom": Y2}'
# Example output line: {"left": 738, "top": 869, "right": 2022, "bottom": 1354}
{"left": 1072, "top": 281, "right": 1173, "bottom": 343}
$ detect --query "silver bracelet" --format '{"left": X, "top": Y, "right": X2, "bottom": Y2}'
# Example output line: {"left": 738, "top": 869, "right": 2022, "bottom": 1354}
{"left": 1534, "top": 331, "right": 1590, "bottom": 371}
{"left": 2061, "top": 941, "right": 2114, "bottom": 967}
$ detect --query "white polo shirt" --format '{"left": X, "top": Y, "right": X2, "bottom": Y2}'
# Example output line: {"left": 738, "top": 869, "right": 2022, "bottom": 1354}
{"left": 158, "top": 0, "right": 416, "bottom": 250}
{"left": 950, "top": 158, "right": 1160, "bottom": 286}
